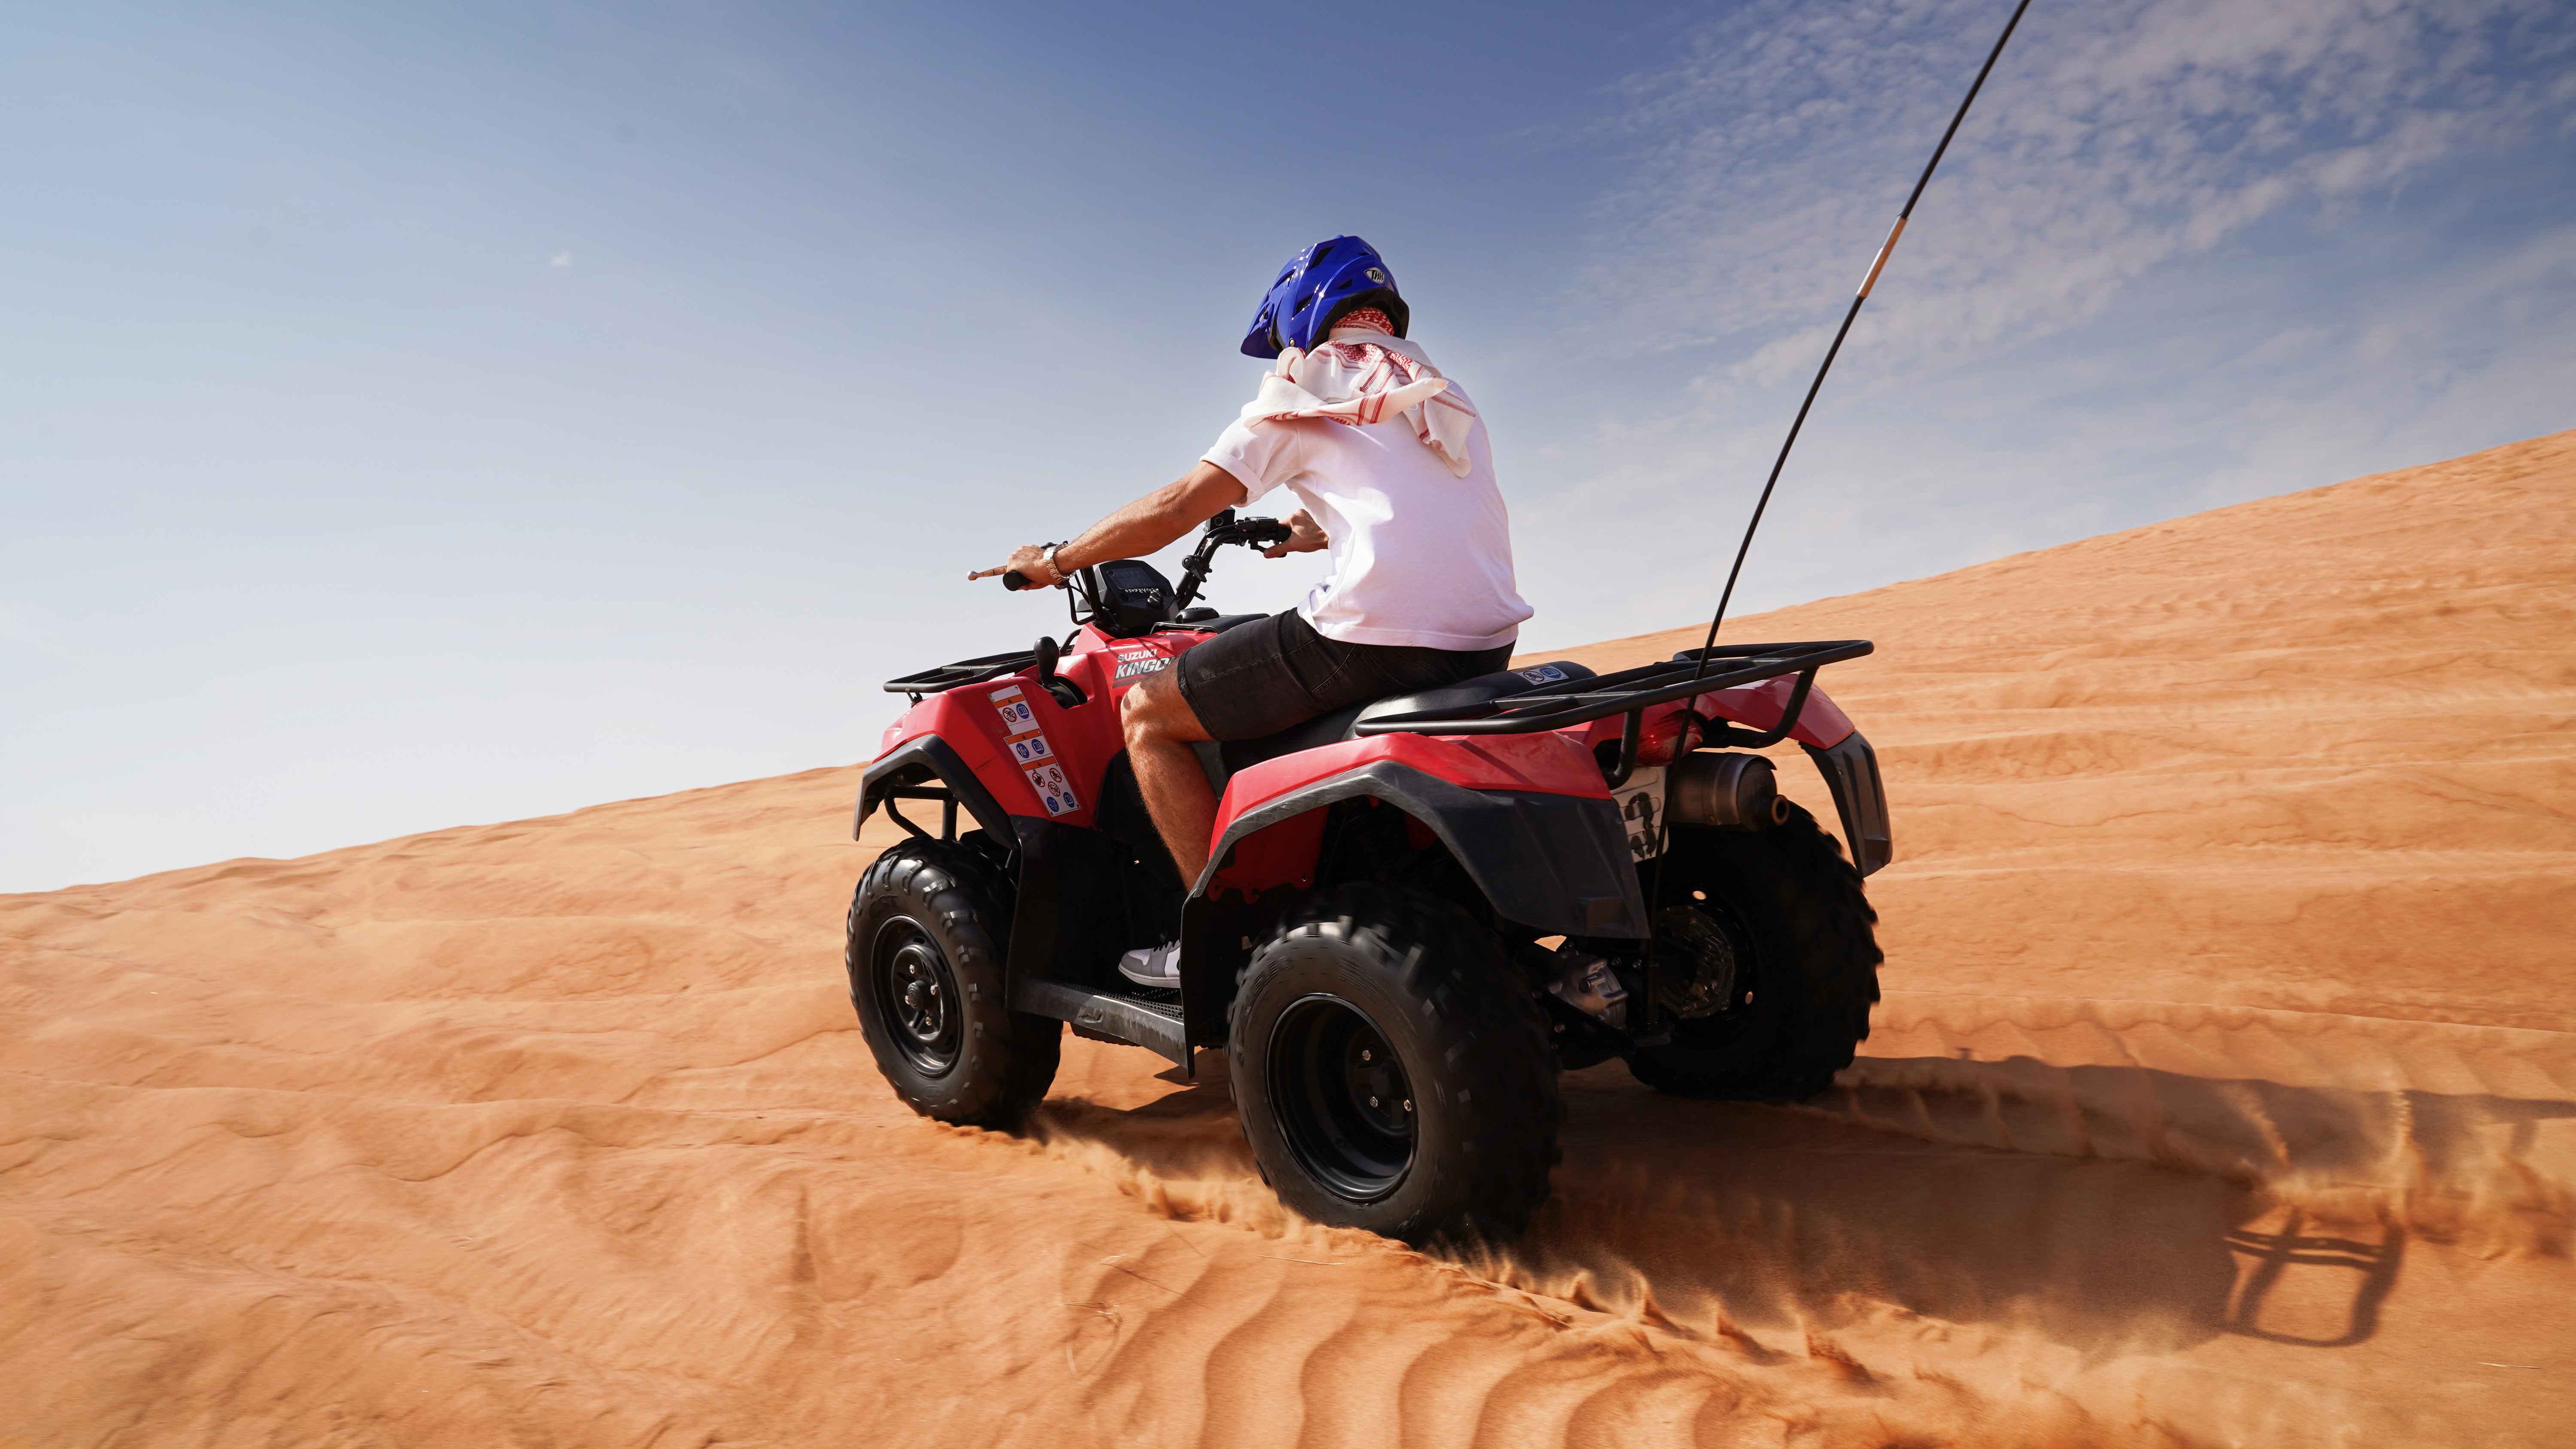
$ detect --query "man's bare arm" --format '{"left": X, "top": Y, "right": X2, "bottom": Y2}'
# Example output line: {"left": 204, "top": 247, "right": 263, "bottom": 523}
{"left": 969, "top": 461, "right": 1251, "bottom": 585}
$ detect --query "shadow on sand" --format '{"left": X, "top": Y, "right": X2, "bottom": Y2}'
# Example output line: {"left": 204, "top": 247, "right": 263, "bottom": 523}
{"left": 1038, "top": 1051, "right": 2573, "bottom": 1361}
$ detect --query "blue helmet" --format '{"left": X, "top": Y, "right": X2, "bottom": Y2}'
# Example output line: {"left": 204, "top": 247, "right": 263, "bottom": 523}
{"left": 1239, "top": 235, "right": 1410, "bottom": 359}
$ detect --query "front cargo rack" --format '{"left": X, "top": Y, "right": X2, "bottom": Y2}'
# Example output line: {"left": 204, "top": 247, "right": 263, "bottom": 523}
{"left": 1354, "top": 639, "right": 1873, "bottom": 785}
{"left": 884, "top": 649, "right": 1039, "bottom": 697}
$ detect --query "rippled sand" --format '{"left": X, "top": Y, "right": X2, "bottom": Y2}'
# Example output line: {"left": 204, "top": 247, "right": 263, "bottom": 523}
{"left": 6, "top": 429, "right": 2571, "bottom": 1446}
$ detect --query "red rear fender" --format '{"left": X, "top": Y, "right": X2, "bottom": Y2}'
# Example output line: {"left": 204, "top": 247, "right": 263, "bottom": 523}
{"left": 1213, "top": 730, "right": 1605, "bottom": 837}
{"left": 1698, "top": 675, "right": 1855, "bottom": 748}
{"left": 1568, "top": 678, "right": 1858, "bottom": 755}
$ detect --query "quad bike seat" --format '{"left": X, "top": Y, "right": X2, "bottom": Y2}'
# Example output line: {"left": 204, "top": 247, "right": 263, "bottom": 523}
{"left": 1211, "top": 660, "right": 1598, "bottom": 784}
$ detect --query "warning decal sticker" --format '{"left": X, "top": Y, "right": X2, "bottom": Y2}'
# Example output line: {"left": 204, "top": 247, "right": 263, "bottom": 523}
{"left": 990, "top": 683, "right": 1077, "bottom": 815}
{"left": 990, "top": 684, "right": 1038, "bottom": 734}
{"left": 1024, "top": 761, "right": 1079, "bottom": 816}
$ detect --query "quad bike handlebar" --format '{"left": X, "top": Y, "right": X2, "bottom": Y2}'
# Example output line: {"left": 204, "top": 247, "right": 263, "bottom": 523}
{"left": 1172, "top": 509, "right": 1291, "bottom": 610}
{"left": 995, "top": 509, "right": 1292, "bottom": 596}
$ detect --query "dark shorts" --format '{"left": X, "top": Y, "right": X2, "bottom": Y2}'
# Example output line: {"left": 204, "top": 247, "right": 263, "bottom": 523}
{"left": 1174, "top": 609, "right": 1515, "bottom": 742}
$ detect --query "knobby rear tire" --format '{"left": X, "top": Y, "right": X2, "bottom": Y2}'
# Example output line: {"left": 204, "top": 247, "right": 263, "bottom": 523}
{"left": 847, "top": 839, "right": 1060, "bottom": 1129}
{"left": 1229, "top": 883, "right": 1562, "bottom": 1245}
{"left": 1622, "top": 800, "right": 1882, "bottom": 1101}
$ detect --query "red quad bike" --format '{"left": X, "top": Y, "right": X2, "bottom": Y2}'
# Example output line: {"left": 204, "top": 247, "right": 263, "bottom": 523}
{"left": 847, "top": 511, "right": 1891, "bottom": 1243}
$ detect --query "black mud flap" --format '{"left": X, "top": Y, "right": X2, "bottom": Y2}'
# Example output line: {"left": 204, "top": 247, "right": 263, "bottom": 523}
{"left": 1804, "top": 730, "right": 1893, "bottom": 876}
{"left": 999, "top": 816, "right": 1201, "bottom": 1067}
{"left": 1000, "top": 817, "right": 1125, "bottom": 993}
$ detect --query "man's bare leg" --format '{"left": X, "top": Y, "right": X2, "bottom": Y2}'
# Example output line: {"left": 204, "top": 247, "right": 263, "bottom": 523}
{"left": 1120, "top": 668, "right": 1220, "bottom": 886}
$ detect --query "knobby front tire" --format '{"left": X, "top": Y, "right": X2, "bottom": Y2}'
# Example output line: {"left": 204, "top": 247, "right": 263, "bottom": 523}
{"left": 847, "top": 839, "right": 1060, "bottom": 1129}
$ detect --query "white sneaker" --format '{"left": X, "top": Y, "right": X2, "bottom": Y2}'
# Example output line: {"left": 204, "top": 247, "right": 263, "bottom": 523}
{"left": 1117, "top": 941, "right": 1181, "bottom": 988}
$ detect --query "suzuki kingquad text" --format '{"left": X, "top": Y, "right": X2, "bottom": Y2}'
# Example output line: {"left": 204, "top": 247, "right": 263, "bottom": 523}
{"left": 846, "top": 512, "right": 1890, "bottom": 1243}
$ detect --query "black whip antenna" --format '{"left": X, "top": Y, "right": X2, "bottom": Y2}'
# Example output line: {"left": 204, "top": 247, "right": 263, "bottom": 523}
{"left": 1686, "top": 0, "right": 2033, "bottom": 683}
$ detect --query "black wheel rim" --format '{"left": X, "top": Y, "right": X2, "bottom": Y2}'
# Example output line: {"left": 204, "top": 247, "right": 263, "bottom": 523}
{"left": 1654, "top": 902, "right": 1758, "bottom": 1022}
{"left": 872, "top": 918, "right": 961, "bottom": 1074}
{"left": 1267, "top": 993, "right": 1414, "bottom": 1203}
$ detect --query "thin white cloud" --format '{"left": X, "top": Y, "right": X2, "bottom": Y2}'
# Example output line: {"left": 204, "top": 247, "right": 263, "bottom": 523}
{"left": 1499, "top": 0, "right": 2575, "bottom": 655}
{"left": 1579, "top": 0, "right": 2575, "bottom": 371}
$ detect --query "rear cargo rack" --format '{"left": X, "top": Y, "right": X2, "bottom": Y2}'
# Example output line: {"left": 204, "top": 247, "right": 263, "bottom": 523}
{"left": 884, "top": 650, "right": 1039, "bottom": 696}
{"left": 1354, "top": 639, "right": 1872, "bottom": 785}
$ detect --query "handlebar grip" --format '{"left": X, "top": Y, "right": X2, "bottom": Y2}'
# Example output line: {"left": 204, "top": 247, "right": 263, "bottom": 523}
{"left": 1002, "top": 570, "right": 1031, "bottom": 591}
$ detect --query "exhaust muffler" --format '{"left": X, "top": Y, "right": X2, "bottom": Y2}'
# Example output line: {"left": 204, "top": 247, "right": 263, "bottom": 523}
{"left": 1667, "top": 751, "right": 1786, "bottom": 829}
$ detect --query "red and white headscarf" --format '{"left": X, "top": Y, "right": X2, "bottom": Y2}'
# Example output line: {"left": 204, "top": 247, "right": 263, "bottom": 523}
{"left": 1234, "top": 309, "right": 1476, "bottom": 477}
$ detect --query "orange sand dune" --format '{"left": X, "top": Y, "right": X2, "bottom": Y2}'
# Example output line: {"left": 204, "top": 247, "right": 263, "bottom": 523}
{"left": 6, "top": 430, "right": 2573, "bottom": 1446}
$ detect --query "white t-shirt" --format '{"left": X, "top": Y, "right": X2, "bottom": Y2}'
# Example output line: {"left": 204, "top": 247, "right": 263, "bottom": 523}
{"left": 1201, "top": 351, "right": 1532, "bottom": 652}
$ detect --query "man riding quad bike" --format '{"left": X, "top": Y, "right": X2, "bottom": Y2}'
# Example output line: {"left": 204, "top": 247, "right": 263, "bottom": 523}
{"left": 849, "top": 236, "right": 1891, "bottom": 1243}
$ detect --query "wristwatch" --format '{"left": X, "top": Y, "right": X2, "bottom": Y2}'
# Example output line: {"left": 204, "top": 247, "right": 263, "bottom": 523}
{"left": 1044, "top": 541, "right": 1072, "bottom": 586}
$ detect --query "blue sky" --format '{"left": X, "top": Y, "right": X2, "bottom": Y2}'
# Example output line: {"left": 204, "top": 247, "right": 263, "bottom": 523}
{"left": 5, "top": 0, "right": 2571, "bottom": 891}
